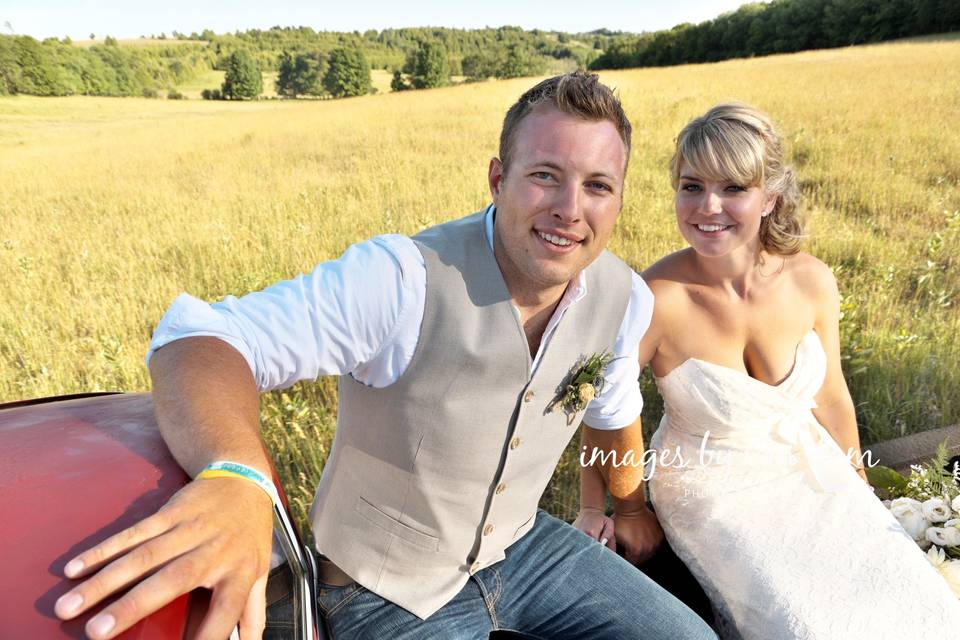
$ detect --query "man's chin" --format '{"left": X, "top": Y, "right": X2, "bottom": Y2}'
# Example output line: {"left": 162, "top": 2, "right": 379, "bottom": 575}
{"left": 527, "top": 262, "right": 582, "bottom": 290}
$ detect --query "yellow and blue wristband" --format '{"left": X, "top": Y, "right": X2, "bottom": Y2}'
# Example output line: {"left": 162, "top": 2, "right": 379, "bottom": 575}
{"left": 196, "top": 460, "right": 281, "bottom": 507}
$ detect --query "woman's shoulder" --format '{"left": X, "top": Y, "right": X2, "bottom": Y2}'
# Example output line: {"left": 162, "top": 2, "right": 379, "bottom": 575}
{"left": 641, "top": 248, "right": 696, "bottom": 296}
{"left": 782, "top": 251, "right": 839, "bottom": 301}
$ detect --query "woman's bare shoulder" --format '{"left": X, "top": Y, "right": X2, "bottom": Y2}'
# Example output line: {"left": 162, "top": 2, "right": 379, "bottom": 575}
{"left": 642, "top": 249, "right": 696, "bottom": 297}
{"left": 783, "top": 251, "right": 839, "bottom": 300}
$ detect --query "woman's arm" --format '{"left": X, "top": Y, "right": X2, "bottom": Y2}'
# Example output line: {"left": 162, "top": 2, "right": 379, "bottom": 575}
{"left": 808, "top": 263, "right": 868, "bottom": 483}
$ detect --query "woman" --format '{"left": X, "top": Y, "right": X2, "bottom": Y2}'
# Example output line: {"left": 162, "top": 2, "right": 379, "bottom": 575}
{"left": 577, "top": 103, "right": 960, "bottom": 638}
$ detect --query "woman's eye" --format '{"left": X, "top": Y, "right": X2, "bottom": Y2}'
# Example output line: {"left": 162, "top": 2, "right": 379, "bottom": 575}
{"left": 725, "top": 185, "right": 747, "bottom": 192}
{"left": 681, "top": 184, "right": 700, "bottom": 192}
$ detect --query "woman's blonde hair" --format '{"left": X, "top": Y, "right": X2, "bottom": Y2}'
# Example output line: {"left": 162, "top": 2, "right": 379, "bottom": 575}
{"left": 670, "top": 102, "right": 803, "bottom": 256}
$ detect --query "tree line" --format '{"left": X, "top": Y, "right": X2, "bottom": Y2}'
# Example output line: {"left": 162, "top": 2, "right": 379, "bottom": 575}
{"left": 589, "top": 0, "right": 960, "bottom": 70}
{"left": 3, "top": 0, "right": 958, "bottom": 99}
{"left": 0, "top": 35, "right": 212, "bottom": 96}
{"left": 0, "top": 25, "right": 607, "bottom": 98}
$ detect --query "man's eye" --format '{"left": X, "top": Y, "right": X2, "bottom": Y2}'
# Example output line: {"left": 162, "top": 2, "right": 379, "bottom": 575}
{"left": 588, "top": 181, "right": 612, "bottom": 192}
{"left": 532, "top": 171, "right": 553, "bottom": 180}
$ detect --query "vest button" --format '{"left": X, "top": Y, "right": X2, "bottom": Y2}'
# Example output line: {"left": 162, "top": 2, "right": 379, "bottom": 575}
{"left": 495, "top": 482, "right": 506, "bottom": 494}
{"left": 483, "top": 524, "right": 494, "bottom": 536}
{"left": 509, "top": 437, "right": 521, "bottom": 450}
{"left": 523, "top": 390, "right": 535, "bottom": 403}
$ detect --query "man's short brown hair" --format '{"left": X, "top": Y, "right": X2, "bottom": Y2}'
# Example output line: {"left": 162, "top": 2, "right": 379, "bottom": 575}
{"left": 499, "top": 70, "right": 632, "bottom": 175}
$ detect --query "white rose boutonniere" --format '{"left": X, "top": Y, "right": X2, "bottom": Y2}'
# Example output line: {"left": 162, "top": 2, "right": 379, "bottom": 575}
{"left": 549, "top": 351, "right": 617, "bottom": 424}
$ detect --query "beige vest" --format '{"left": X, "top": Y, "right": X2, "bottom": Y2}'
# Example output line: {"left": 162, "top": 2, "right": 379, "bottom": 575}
{"left": 310, "top": 211, "right": 632, "bottom": 619}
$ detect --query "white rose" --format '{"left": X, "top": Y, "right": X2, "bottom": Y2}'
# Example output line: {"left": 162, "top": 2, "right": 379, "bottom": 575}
{"left": 922, "top": 497, "right": 952, "bottom": 523}
{"left": 890, "top": 498, "right": 932, "bottom": 542}
{"left": 890, "top": 497, "right": 922, "bottom": 513}
{"left": 944, "top": 519, "right": 960, "bottom": 547}
{"left": 927, "top": 527, "right": 950, "bottom": 546}
{"left": 953, "top": 494, "right": 960, "bottom": 514}
{"left": 938, "top": 560, "right": 960, "bottom": 598}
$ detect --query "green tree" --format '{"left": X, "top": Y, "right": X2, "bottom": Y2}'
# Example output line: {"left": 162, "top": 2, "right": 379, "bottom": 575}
{"left": 411, "top": 41, "right": 449, "bottom": 89}
{"left": 0, "top": 36, "right": 21, "bottom": 94}
{"left": 462, "top": 51, "right": 505, "bottom": 81}
{"left": 276, "top": 50, "right": 325, "bottom": 97}
{"left": 322, "top": 46, "right": 371, "bottom": 98}
{"left": 221, "top": 49, "right": 262, "bottom": 99}
{"left": 389, "top": 69, "right": 409, "bottom": 91}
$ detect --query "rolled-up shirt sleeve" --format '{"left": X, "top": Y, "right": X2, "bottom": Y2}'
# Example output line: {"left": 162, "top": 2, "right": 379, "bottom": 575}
{"left": 581, "top": 271, "right": 654, "bottom": 430}
{"left": 146, "top": 234, "right": 418, "bottom": 392}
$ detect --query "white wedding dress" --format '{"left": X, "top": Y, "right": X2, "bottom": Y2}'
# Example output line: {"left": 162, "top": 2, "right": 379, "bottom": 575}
{"left": 649, "top": 329, "right": 960, "bottom": 639}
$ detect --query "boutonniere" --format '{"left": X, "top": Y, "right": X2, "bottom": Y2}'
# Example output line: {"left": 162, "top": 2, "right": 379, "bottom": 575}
{"left": 549, "top": 351, "right": 618, "bottom": 423}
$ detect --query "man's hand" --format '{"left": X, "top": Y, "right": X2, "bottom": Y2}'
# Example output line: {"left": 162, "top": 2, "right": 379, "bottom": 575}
{"left": 54, "top": 476, "right": 274, "bottom": 640}
{"left": 572, "top": 507, "right": 617, "bottom": 551}
{"left": 613, "top": 506, "right": 664, "bottom": 566}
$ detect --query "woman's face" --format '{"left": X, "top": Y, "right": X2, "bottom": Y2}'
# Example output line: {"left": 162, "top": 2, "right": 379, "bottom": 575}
{"left": 674, "top": 160, "right": 776, "bottom": 259}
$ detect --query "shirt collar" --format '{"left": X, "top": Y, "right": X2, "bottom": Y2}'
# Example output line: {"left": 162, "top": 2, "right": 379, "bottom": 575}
{"left": 484, "top": 204, "right": 587, "bottom": 304}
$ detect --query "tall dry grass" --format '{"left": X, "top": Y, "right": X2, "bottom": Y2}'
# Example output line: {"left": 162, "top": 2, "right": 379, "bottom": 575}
{"left": 2, "top": 36, "right": 958, "bottom": 527}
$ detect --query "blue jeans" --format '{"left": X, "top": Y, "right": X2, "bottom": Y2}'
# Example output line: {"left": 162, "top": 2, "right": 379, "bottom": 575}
{"left": 268, "top": 510, "right": 716, "bottom": 639}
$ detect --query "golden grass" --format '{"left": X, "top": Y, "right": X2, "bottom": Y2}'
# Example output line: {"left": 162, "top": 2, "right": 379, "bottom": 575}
{"left": 2, "top": 37, "right": 958, "bottom": 527}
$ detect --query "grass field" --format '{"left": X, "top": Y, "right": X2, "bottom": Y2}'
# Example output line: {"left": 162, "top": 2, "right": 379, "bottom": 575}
{"left": 2, "top": 36, "right": 958, "bottom": 529}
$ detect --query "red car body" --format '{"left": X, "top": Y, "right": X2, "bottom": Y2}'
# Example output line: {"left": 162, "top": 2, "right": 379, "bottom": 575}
{"left": 0, "top": 393, "right": 318, "bottom": 640}
{"left": 0, "top": 393, "right": 193, "bottom": 638}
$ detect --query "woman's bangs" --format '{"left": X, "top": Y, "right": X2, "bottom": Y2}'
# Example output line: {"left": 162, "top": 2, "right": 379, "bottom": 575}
{"left": 680, "top": 123, "right": 764, "bottom": 187}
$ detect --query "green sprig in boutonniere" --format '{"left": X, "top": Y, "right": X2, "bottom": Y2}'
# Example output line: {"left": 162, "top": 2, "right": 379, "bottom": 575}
{"left": 549, "top": 351, "right": 618, "bottom": 423}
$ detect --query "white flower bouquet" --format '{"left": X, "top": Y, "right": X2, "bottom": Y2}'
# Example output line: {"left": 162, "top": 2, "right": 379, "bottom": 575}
{"left": 868, "top": 442, "right": 960, "bottom": 597}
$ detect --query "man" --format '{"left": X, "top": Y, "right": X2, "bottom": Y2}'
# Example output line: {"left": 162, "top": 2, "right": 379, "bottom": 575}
{"left": 55, "top": 71, "right": 716, "bottom": 640}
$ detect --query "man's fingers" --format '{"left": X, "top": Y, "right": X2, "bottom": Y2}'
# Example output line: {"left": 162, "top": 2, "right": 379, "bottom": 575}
{"left": 79, "top": 552, "right": 207, "bottom": 640}
{"left": 63, "top": 515, "right": 172, "bottom": 579}
{"left": 56, "top": 532, "right": 195, "bottom": 620}
{"left": 195, "top": 580, "right": 257, "bottom": 640}
{"left": 238, "top": 573, "right": 268, "bottom": 640}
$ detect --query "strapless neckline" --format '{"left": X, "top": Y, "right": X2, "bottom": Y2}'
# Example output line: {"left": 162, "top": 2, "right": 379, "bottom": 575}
{"left": 655, "top": 329, "right": 818, "bottom": 389}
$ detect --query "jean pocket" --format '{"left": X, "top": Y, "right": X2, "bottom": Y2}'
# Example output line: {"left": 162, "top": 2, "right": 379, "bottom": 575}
{"left": 317, "top": 581, "right": 368, "bottom": 618}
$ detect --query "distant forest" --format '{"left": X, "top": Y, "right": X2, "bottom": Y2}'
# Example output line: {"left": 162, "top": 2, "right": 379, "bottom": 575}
{"left": 590, "top": 0, "right": 960, "bottom": 69}
{"left": 1, "top": 0, "right": 958, "bottom": 98}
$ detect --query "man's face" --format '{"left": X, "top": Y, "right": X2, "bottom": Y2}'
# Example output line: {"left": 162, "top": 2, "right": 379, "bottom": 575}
{"left": 489, "top": 106, "right": 628, "bottom": 299}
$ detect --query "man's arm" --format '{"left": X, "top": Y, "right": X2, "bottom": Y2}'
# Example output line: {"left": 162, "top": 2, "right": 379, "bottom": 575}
{"left": 55, "top": 235, "right": 422, "bottom": 639}
{"left": 582, "top": 419, "right": 663, "bottom": 565}
{"left": 573, "top": 429, "right": 617, "bottom": 551}
{"left": 55, "top": 337, "right": 276, "bottom": 640}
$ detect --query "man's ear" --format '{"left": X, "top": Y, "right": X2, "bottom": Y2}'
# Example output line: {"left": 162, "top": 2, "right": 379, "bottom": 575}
{"left": 488, "top": 157, "right": 504, "bottom": 203}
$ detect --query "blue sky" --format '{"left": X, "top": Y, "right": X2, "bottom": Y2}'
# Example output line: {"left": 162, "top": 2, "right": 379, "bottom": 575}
{"left": 3, "top": 1, "right": 756, "bottom": 40}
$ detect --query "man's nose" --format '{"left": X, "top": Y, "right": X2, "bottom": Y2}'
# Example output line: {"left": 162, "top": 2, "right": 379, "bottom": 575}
{"left": 552, "top": 183, "right": 581, "bottom": 223}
